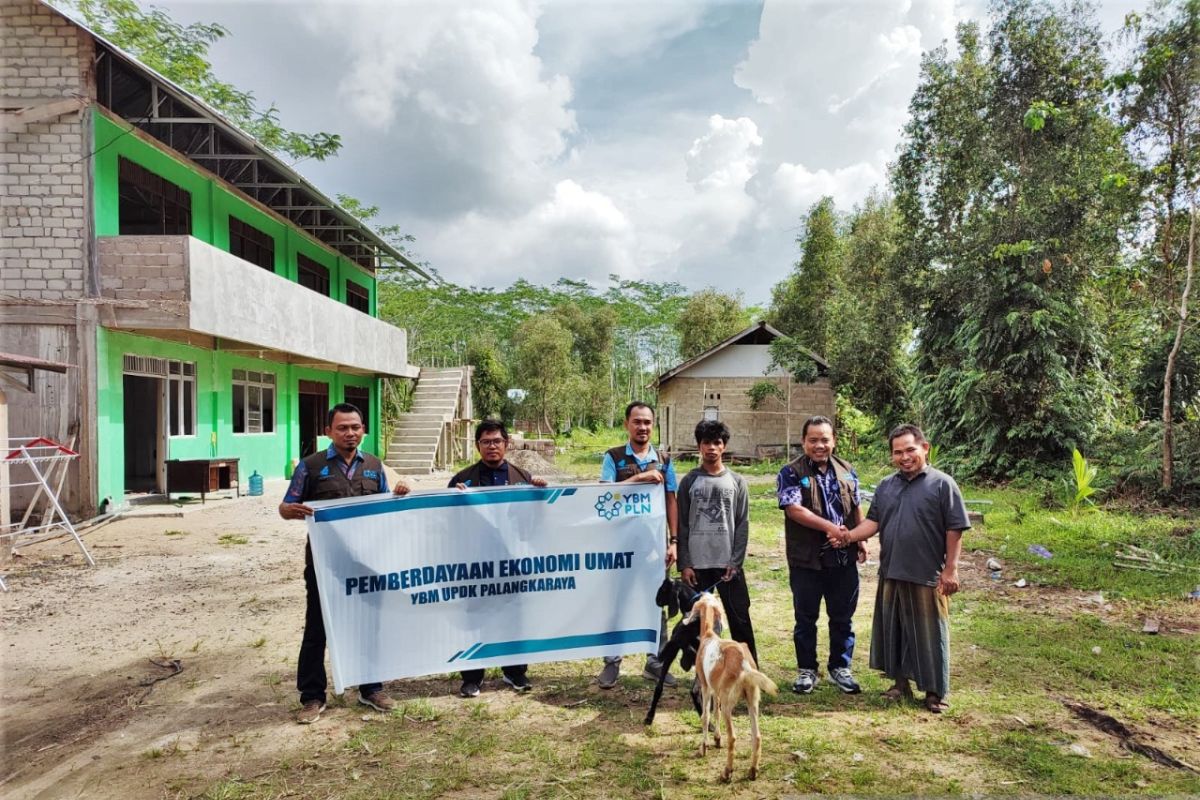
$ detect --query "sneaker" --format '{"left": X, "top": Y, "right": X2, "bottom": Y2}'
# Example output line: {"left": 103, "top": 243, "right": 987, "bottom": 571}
{"left": 502, "top": 674, "right": 533, "bottom": 693}
{"left": 828, "top": 667, "right": 862, "bottom": 694}
{"left": 597, "top": 661, "right": 620, "bottom": 689}
{"left": 791, "top": 668, "right": 818, "bottom": 694}
{"left": 296, "top": 699, "right": 326, "bottom": 725}
{"left": 358, "top": 691, "right": 396, "bottom": 712}
{"left": 642, "top": 662, "right": 678, "bottom": 687}
{"left": 459, "top": 681, "right": 481, "bottom": 698}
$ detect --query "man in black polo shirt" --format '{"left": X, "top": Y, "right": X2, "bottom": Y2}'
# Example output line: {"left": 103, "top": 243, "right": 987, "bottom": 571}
{"left": 833, "top": 424, "right": 970, "bottom": 714}
{"left": 449, "top": 419, "right": 547, "bottom": 698}
{"left": 279, "top": 402, "right": 411, "bottom": 724}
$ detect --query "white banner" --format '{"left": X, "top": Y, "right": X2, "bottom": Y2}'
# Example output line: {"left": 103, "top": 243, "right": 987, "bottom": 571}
{"left": 306, "top": 482, "right": 665, "bottom": 693}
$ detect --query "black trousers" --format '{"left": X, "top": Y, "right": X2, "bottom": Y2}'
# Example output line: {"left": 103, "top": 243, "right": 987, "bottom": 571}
{"left": 691, "top": 567, "right": 758, "bottom": 665}
{"left": 460, "top": 664, "right": 527, "bottom": 685}
{"left": 789, "top": 557, "right": 859, "bottom": 671}
{"left": 298, "top": 541, "right": 382, "bottom": 703}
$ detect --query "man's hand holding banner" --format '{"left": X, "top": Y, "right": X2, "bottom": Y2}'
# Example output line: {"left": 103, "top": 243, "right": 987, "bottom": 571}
{"left": 306, "top": 483, "right": 665, "bottom": 693}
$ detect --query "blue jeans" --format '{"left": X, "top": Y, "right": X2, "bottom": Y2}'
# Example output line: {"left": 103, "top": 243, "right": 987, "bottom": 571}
{"left": 788, "top": 558, "right": 859, "bottom": 671}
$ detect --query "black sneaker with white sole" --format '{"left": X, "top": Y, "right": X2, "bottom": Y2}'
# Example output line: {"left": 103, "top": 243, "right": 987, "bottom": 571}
{"left": 502, "top": 674, "right": 533, "bottom": 692}
{"left": 828, "top": 667, "right": 862, "bottom": 694}
{"left": 460, "top": 681, "right": 481, "bottom": 698}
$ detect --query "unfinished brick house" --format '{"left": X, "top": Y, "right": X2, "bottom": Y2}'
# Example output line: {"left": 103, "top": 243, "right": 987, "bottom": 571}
{"left": 653, "top": 322, "right": 834, "bottom": 459}
{"left": 0, "top": 0, "right": 469, "bottom": 517}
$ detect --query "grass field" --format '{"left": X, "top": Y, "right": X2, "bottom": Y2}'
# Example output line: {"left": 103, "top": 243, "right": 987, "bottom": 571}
{"left": 198, "top": 447, "right": 1199, "bottom": 799}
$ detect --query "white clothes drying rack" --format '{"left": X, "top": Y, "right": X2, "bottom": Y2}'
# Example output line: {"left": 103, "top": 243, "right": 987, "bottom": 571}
{"left": 1, "top": 436, "right": 94, "bottom": 591}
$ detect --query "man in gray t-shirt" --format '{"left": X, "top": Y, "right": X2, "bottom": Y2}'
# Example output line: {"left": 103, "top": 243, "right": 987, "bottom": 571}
{"left": 834, "top": 424, "right": 969, "bottom": 713}
{"left": 677, "top": 419, "right": 758, "bottom": 664}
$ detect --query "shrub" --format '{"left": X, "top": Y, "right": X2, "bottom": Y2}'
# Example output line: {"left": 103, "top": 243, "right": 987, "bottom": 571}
{"left": 1093, "top": 419, "right": 1200, "bottom": 505}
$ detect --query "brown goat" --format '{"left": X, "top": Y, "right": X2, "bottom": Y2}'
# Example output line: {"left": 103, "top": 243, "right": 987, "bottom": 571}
{"left": 685, "top": 592, "right": 777, "bottom": 781}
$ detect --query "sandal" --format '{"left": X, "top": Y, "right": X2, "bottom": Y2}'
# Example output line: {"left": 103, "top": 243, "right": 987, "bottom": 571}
{"left": 882, "top": 683, "right": 912, "bottom": 701}
{"left": 924, "top": 694, "right": 950, "bottom": 714}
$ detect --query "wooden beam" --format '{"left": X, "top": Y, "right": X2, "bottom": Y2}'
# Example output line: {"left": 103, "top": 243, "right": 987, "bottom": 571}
{"left": 0, "top": 96, "right": 86, "bottom": 131}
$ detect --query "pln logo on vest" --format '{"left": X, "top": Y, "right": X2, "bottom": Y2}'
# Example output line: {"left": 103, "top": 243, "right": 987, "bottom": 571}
{"left": 594, "top": 490, "right": 653, "bottom": 521}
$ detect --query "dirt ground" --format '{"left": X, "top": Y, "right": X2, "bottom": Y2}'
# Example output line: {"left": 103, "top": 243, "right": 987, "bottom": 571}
{"left": 3, "top": 474, "right": 1197, "bottom": 799}
{"left": 0, "top": 474, "right": 459, "bottom": 800}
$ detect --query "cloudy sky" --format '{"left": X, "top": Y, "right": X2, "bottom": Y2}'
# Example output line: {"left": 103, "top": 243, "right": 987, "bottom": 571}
{"left": 152, "top": 0, "right": 1140, "bottom": 303}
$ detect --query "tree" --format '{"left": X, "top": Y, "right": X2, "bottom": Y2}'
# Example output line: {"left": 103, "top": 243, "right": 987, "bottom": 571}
{"left": 552, "top": 302, "right": 616, "bottom": 426}
{"left": 602, "top": 277, "right": 686, "bottom": 417}
{"left": 513, "top": 316, "right": 578, "bottom": 431}
{"left": 675, "top": 289, "right": 752, "bottom": 360}
{"left": 63, "top": 0, "right": 342, "bottom": 162}
{"left": 377, "top": 274, "right": 690, "bottom": 426}
{"left": 1117, "top": 0, "right": 1200, "bottom": 489}
{"left": 892, "top": 1, "right": 1136, "bottom": 476}
{"left": 769, "top": 197, "right": 843, "bottom": 358}
{"left": 824, "top": 193, "right": 911, "bottom": 427}
{"left": 767, "top": 336, "right": 821, "bottom": 384}
{"left": 464, "top": 336, "right": 510, "bottom": 419}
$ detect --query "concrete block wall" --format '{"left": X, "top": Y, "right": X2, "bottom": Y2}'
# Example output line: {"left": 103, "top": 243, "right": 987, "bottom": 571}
{"left": 97, "top": 236, "right": 189, "bottom": 301}
{"left": 0, "top": 0, "right": 93, "bottom": 300}
{"left": 660, "top": 376, "right": 836, "bottom": 455}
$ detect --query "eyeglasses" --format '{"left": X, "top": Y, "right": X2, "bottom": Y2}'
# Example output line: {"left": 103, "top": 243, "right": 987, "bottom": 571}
{"left": 477, "top": 438, "right": 506, "bottom": 447}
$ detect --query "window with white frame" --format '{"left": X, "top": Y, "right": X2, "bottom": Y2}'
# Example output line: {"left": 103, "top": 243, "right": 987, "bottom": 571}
{"left": 232, "top": 369, "right": 276, "bottom": 434}
{"left": 167, "top": 360, "right": 196, "bottom": 436}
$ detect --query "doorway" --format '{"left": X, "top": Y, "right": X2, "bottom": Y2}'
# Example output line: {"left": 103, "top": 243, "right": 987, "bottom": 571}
{"left": 298, "top": 380, "right": 329, "bottom": 459}
{"left": 123, "top": 373, "right": 164, "bottom": 493}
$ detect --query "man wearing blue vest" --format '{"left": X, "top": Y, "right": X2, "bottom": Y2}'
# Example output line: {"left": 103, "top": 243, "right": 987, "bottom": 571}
{"left": 777, "top": 415, "right": 867, "bottom": 696}
{"left": 279, "top": 403, "right": 411, "bottom": 725}
{"left": 596, "top": 401, "right": 678, "bottom": 689}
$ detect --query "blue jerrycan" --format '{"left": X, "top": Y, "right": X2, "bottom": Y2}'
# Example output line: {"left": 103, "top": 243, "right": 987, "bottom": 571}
{"left": 248, "top": 470, "right": 264, "bottom": 496}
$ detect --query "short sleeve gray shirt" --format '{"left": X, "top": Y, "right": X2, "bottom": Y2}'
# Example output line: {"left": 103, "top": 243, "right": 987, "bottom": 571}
{"left": 677, "top": 468, "right": 750, "bottom": 570}
{"left": 867, "top": 466, "right": 971, "bottom": 586}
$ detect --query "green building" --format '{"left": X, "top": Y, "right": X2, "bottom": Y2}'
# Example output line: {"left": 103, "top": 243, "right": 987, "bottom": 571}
{"left": 2, "top": 0, "right": 446, "bottom": 516}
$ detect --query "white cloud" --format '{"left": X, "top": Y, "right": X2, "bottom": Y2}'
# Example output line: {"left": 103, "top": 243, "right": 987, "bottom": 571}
{"left": 307, "top": 0, "right": 576, "bottom": 212}
{"left": 757, "top": 161, "right": 883, "bottom": 230}
{"left": 425, "top": 179, "right": 636, "bottom": 286}
{"left": 160, "top": 0, "right": 1144, "bottom": 304}
{"left": 685, "top": 115, "right": 762, "bottom": 191}
{"left": 734, "top": 0, "right": 970, "bottom": 173}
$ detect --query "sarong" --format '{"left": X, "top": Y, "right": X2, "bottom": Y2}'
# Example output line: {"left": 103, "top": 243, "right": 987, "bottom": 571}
{"left": 869, "top": 578, "right": 950, "bottom": 697}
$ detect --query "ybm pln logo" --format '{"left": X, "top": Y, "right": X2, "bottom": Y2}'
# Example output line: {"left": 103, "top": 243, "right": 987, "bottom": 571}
{"left": 595, "top": 491, "right": 653, "bottom": 520}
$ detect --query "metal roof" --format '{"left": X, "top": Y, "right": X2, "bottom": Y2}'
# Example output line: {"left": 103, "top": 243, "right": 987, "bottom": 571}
{"left": 652, "top": 321, "right": 829, "bottom": 387}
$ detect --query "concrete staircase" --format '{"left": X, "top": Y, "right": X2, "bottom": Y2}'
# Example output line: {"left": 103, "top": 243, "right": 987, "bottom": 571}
{"left": 385, "top": 367, "right": 468, "bottom": 474}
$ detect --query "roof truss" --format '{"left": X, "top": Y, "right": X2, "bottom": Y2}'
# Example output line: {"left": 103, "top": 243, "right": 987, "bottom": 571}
{"left": 93, "top": 45, "right": 430, "bottom": 279}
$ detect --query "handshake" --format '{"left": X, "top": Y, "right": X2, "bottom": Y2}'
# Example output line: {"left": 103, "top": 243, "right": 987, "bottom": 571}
{"left": 826, "top": 524, "right": 854, "bottom": 549}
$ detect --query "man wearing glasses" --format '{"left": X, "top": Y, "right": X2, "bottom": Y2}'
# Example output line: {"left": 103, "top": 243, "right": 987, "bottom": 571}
{"left": 449, "top": 418, "right": 547, "bottom": 698}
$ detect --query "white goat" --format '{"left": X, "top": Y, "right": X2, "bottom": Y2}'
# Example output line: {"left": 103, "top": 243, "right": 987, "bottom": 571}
{"left": 685, "top": 591, "right": 777, "bottom": 781}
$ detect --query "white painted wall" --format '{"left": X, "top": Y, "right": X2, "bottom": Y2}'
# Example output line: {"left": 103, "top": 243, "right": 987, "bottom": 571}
{"left": 675, "top": 344, "right": 787, "bottom": 378}
{"left": 187, "top": 239, "right": 416, "bottom": 378}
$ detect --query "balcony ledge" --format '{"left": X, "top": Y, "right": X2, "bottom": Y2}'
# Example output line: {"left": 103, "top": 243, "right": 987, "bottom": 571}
{"left": 97, "top": 235, "right": 416, "bottom": 378}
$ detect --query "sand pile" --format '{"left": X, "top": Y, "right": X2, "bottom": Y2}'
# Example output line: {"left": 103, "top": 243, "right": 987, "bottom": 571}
{"left": 506, "top": 448, "right": 574, "bottom": 478}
